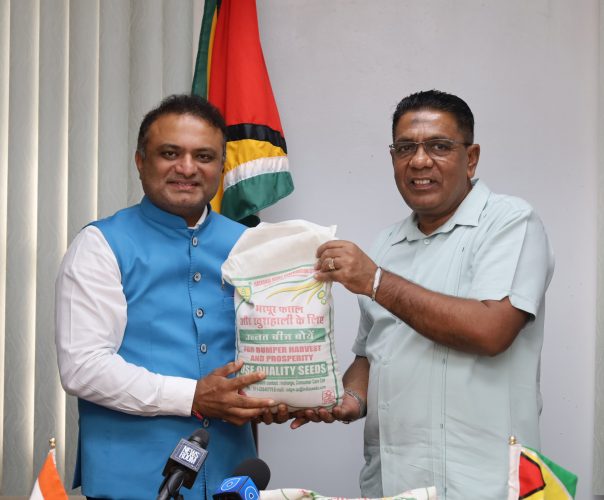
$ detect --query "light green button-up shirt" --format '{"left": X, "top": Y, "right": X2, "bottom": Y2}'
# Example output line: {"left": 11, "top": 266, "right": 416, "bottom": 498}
{"left": 353, "top": 180, "right": 554, "bottom": 500}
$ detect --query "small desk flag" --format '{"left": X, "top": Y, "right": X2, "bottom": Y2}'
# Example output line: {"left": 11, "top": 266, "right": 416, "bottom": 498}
{"left": 29, "top": 442, "right": 68, "bottom": 500}
{"left": 508, "top": 439, "right": 578, "bottom": 499}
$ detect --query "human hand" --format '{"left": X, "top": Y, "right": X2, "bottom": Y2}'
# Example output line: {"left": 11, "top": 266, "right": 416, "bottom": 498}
{"left": 315, "top": 240, "right": 377, "bottom": 296}
{"left": 254, "top": 404, "right": 294, "bottom": 425}
{"left": 192, "top": 360, "right": 274, "bottom": 426}
{"left": 289, "top": 393, "right": 362, "bottom": 429}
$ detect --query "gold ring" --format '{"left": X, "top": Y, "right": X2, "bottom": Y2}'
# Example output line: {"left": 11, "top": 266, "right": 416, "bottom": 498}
{"left": 328, "top": 257, "right": 336, "bottom": 271}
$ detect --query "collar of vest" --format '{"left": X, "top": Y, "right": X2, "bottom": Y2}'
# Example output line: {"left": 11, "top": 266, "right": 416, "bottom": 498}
{"left": 140, "top": 196, "right": 211, "bottom": 229}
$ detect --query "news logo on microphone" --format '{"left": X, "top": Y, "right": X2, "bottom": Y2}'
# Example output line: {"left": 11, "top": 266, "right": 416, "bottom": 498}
{"left": 157, "top": 428, "right": 210, "bottom": 500}
{"left": 170, "top": 438, "right": 208, "bottom": 472}
{"left": 215, "top": 475, "right": 259, "bottom": 500}
{"left": 213, "top": 458, "right": 270, "bottom": 500}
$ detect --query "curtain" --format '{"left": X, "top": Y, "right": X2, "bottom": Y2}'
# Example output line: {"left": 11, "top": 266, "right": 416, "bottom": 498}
{"left": 0, "top": 0, "right": 195, "bottom": 493}
{"left": 594, "top": 1, "right": 604, "bottom": 494}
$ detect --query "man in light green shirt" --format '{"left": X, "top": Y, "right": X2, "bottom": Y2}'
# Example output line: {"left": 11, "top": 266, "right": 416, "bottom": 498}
{"left": 298, "top": 90, "right": 554, "bottom": 499}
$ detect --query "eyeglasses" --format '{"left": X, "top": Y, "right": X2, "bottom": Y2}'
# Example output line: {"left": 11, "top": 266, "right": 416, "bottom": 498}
{"left": 389, "top": 139, "right": 471, "bottom": 160}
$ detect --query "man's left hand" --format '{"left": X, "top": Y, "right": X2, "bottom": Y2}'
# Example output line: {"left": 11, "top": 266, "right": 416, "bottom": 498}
{"left": 315, "top": 240, "right": 377, "bottom": 296}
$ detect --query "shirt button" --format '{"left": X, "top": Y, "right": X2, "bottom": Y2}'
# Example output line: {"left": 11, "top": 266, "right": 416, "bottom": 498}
{"left": 423, "top": 239, "right": 430, "bottom": 245}
{"left": 200, "top": 343, "right": 207, "bottom": 353}
{"left": 196, "top": 308, "right": 204, "bottom": 318}
{"left": 193, "top": 272, "right": 201, "bottom": 282}
{"left": 192, "top": 237, "right": 198, "bottom": 247}
{"left": 202, "top": 418, "right": 210, "bottom": 428}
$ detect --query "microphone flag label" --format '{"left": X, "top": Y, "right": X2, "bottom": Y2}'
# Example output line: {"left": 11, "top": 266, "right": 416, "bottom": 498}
{"left": 170, "top": 438, "right": 208, "bottom": 472}
{"left": 215, "top": 476, "right": 259, "bottom": 500}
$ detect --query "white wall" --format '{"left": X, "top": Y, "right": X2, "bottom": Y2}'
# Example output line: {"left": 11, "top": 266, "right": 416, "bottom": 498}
{"left": 238, "top": 1, "right": 601, "bottom": 498}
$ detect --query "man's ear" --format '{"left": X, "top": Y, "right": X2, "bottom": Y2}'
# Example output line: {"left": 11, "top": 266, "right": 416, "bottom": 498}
{"left": 466, "top": 143, "right": 480, "bottom": 178}
{"left": 135, "top": 150, "right": 144, "bottom": 178}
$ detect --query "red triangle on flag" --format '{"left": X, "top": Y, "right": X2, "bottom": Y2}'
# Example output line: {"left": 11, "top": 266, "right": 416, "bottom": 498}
{"left": 519, "top": 451, "right": 546, "bottom": 498}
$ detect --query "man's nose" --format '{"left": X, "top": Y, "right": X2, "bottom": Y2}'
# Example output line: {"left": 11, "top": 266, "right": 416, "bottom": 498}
{"left": 409, "top": 143, "right": 433, "bottom": 168}
{"left": 175, "top": 154, "right": 196, "bottom": 175}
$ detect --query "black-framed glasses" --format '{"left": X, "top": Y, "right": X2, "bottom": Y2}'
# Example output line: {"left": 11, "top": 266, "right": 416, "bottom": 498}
{"left": 389, "top": 139, "right": 472, "bottom": 159}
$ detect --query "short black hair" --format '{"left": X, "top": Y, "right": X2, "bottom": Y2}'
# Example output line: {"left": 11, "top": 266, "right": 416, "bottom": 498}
{"left": 392, "top": 90, "right": 475, "bottom": 143}
{"left": 137, "top": 94, "right": 227, "bottom": 156}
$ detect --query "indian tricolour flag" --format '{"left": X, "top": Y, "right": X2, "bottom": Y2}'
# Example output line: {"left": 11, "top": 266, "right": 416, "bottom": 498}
{"left": 29, "top": 447, "right": 68, "bottom": 500}
{"left": 508, "top": 441, "right": 578, "bottom": 499}
{"left": 192, "top": 0, "right": 294, "bottom": 224}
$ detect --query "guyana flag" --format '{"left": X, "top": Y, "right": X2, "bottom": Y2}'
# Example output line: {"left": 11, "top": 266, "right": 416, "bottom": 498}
{"left": 192, "top": 0, "right": 294, "bottom": 223}
{"left": 508, "top": 441, "right": 578, "bottom": 499}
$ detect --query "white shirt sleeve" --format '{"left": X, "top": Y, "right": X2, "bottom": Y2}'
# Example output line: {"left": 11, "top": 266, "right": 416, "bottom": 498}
{"left": 55, "top": 225, "right": 197, "bottom": 416}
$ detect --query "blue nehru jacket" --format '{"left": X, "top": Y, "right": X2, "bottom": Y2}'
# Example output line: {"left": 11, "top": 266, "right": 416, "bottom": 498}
{"left": 75, "top": 197, "right": 256, "bottom": 500}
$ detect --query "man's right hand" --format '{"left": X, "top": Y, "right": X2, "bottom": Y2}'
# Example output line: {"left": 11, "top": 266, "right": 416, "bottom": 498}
{"left": 192, "top": 360, "right": 275, "bottom": 426}
{"left": 289, "top": 391, "right": 362, "bottom": 429}
{"left": 290, "top": 355, "right": 370, "bottom": 429}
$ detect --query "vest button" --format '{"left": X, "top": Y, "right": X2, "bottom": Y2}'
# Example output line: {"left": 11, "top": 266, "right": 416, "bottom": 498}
{"left": 193, "top": 272, "right": 201, "bottom": 282}
{"left": 202, "top": 418, "right": 210, "bottom": 428}
{"left": 196, "top": 308, "right": 204, "bottom": 318}
{"left": 200, "top": 343, "right": 207, "bottom": 353}
{"left": 192, "top": 236, "right": 198, "bottom": 247}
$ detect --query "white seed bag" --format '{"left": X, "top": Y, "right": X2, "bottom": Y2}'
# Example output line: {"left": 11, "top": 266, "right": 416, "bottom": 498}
{"left": 221, "top": 220, "right": 344, "bottom": 411}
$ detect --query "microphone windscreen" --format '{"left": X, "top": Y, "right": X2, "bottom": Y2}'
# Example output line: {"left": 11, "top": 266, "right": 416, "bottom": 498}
{"left": 189, "top": 428, "right": 210, "bottom": 449}
{"left": 231, "top": 458, "right": 271, "bottom": 490}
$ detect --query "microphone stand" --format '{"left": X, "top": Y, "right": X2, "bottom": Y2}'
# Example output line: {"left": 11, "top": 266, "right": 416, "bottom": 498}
{"left": 157, "top": 469, "right": 186, "bottom": 500}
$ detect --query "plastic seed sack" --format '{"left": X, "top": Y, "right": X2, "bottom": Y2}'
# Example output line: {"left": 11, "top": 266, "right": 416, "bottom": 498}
{"left": 221, "top": 220, "right": 344, "bottom": 411}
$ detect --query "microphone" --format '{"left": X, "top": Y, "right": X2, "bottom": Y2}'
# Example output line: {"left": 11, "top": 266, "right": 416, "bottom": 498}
{"left": 157, "top": 428, "right": 210, "bottom": 500}
{"left": 213, "top": 457, "right": 271, "bottom": 500}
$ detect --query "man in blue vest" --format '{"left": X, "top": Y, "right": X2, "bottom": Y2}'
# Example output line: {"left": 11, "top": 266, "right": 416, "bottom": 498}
{"left": 55, "top": 94, "right": 275, "bottom": 499}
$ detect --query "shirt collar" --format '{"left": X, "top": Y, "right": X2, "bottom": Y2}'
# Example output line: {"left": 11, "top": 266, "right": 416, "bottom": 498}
{"left": 391, "top": 178, "right": 490, "bottom": 243}
{"left": 189, "top": 206, "right": 208, "bottom": 229}
{"left": 140, "top": 196, "right": 209, "bottom": 230}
